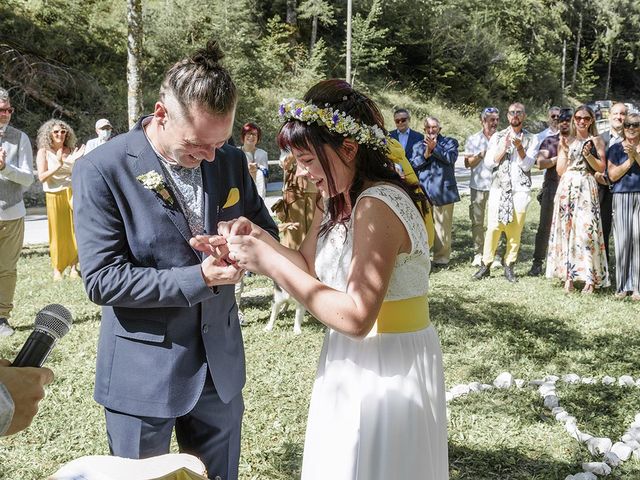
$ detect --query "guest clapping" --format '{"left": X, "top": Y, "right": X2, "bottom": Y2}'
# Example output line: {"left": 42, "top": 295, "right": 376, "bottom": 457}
{"left": 240, "top": 122, "right": 269, "bottom": 199}
{"left": 607, "top": 113, "right": 640, "bottom": 300}
{"left": 36, "top": 120, "right": 85, "bottom": 280}
{"left": 545, "top": 106, "right": 609, "bottom": 293}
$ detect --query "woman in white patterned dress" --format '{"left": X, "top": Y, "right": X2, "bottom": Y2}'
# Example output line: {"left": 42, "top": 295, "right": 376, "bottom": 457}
{"left": 193, "top": 80, "right": 449, "bottom": 479}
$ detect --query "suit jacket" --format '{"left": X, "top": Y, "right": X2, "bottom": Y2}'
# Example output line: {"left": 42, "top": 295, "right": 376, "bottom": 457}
{"left": 72, "top": 117, "right": 277, "bottom": 418}
{"left": 390, "top": 128, "right": 424, "bottom": 161}
{"left": 409, "top": 134, "right": 460, "bottom": 206}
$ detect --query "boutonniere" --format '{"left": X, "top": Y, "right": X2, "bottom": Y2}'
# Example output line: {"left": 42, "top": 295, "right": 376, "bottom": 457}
{"left": 137, "top": 171, "right": 174, "bottom": 206}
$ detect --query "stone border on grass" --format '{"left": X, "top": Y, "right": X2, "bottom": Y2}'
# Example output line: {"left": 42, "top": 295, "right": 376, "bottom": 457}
{"left": 446, "top": 372, "right": 640, "bottom": 479}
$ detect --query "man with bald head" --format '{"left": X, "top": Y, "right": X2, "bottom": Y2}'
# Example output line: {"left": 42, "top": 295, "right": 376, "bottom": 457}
{"left": 473, "top": 102, "right": 539, "bottom": 283}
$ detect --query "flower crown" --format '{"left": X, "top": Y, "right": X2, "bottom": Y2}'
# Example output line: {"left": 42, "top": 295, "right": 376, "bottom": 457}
{"left": 278, "top": 98, "right": 389, "bottom": 151}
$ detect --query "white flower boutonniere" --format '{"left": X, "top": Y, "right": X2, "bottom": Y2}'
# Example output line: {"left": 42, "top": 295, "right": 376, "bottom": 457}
{"left": 137, "top": 171, "right": 174, "bottom": 206}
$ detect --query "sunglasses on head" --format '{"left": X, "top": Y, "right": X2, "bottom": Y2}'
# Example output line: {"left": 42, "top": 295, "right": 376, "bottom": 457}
{"left": 483, "top": 107, "right": 499, "bottom": 115}
{"left": 624, "top": 122, "right": 640, "bottom": 129}
{"left": 0, "top": 107, "right": 14, "bottom": 114}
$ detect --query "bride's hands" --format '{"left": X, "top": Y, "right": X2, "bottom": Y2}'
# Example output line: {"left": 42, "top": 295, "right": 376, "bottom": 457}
{"left": 217, "top": 216, "right": 265, "bottom": 239}
{"left": 226, "top": 234, "right": 275, "bottom": 276}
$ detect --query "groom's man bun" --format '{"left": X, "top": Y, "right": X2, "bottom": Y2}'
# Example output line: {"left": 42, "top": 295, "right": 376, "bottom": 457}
{"left": 159, "top": 39, "right": 237, "bottom": 118}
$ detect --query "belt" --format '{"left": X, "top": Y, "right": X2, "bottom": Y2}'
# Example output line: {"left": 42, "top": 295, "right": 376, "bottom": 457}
{"left": 373, "top": 294, "right": 430, "bottom": 334}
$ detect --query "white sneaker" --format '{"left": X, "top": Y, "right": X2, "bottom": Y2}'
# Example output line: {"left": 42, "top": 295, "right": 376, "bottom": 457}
{"left": 472, "top": 254, "right": 483, "bottom": 267}
{"left": 0, "top": 319, "right": 15, "bottom": 337}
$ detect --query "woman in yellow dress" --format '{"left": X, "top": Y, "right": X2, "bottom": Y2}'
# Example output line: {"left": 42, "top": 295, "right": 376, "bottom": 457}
{"left": 36, "top": 119, "right": 85, "bottom": 280}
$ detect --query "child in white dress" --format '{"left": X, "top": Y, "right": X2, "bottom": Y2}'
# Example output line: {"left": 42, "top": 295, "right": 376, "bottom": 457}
{"left": 191, "top": 79, "right": 449, "bottom": 480}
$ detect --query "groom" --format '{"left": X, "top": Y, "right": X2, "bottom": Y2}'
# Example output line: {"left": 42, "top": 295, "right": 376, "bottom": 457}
{"left": 72, "top": 42, "right": 277, "bottom": 480}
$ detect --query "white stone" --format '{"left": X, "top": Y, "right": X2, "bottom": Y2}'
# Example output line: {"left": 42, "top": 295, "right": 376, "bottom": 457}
{"left": 544, "top": 395, "right": 559, "bottom": 409}
{"left": 529, "top": 379, "right": 545, "bottom": 386}
{"left": 445, "top": 391, "right": 453, "bottom": 402}
{"left": 618, "top": 375, "right": 635, "bottom": 387}
{"left": 624, "top": 439, "right": 640, "bottom": 450}
{"left": 636, "top": 378, "right": 640, "bottom": 387}
{"left": 539, "top": 382, "right": 557, "bottom": 397}
{"left": 552, "top": 407, "right": 566, "bottom": 415}
{"left": 582, "top": 462, "right": 611, "bottom": 475}
{"left": 602, "top": 376, "right": 616, "bottom": 385}
{"left": 479, "top": 383, "right": 493, "bottom": 391}
{"left": 563, "top": 373, "right": 581, "bottom": 384}
{"left": 545, "top": 374, "right": 559, "bottom": 383}
{"left": 627, "top": 427, "right": 640, "bottom": 441}
{"left": 494, "top": 372, "right": 513, "bottom": 389}
{"left": 566, "top": 473, "right": 597, "bottom": 480}
{"left": 634, "top": 449, "right": 640, "bottom": 460}
{"left": 468, "top": 382, "right": 482, "bottom": 392}
{"left": 515, "top": 379, "right": 525, "bottom": 388}
{"left": 581, "top": 377, "right": 596, "bottom": 384}
{"left": 451, "top": 384, "right": 470, "bottom": 398}
{"left": 587, "top": 437, "right": 612, "bottom": 455}
{"left": 635, "top": 413, "right": 640, "bottom": 423}
{"left": 611, "top": 442, "right": 632, "bottom": 461}
{"left": 576, "top": 431, "right": 593, "bottom": 443}
{"left": 604, "top": 451, "right": 621, "bottom": 467}
{"left": 556, "top": 411, "right": 571, "bottom": 422}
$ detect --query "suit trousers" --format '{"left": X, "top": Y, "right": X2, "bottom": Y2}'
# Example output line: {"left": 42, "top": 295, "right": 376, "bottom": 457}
{"left": 105, "top": 375, "right": 244, "bottom": 480}
{"left": 598, "top": 183, "right": 613, "bottom": 261}
{"left": 0, "top": 217, "right": 24, "bottom": 319}
{"left": 432, "top": 203, "right": 454, "bottom": 265}
{"left": 469, "top": 189, "right": 489, "bottom": 256}
{"left": 532, "top": 182, "right": 559, "bottom": 266}
{"left": 482, "top": 210, "right": 527, "bottom": 266}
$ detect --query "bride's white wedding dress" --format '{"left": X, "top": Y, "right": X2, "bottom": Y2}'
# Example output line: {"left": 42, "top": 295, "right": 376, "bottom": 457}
{"left": 301, "top": 184, "right": 449, "bottom": 480}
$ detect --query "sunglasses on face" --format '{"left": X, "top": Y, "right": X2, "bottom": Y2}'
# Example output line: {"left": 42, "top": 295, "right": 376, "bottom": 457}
{"left": 550, "top": 114, "right": 559, "bottom": 119}
{"left": 394, "top": 117, "right": 409, "bottom": 123}
{"left": 624, "top": 122, "right": 640, "bottom": 129}
{"left": 574, "top": 115, "right": 591, "bottom": 122}
{"left": 52, "top": 129, "right": 68, "bottom": 134}
{"left": 483, "top": 107, "right": 499, "bottom": 115}
{"left": 0, "top": 107, "right": 14, "bottom": 114}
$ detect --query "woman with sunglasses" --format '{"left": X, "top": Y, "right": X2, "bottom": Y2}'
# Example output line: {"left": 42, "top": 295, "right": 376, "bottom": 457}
{"left": 607, "top": 113, "right": 640, "bottom": 300}
{"left": 36, "top": 119, "right": 85, "bottom": 280}
{"left": 545, "top": 105, "right": 609, "bottom": 293}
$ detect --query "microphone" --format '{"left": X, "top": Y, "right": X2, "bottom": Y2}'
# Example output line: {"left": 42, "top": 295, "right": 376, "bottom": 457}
{"left": 12, "top": 304, "right": 73, "bottom": 368}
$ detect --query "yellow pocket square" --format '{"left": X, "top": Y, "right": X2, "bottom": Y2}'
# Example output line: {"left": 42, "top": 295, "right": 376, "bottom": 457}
{"left": 222, "top": 188, "right": 240, "bottom": 209}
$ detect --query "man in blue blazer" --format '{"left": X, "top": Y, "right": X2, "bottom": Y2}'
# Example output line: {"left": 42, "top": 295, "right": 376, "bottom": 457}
{"left": 409, "top": 116, "right": 460, "bottom": 266}
{"left": 72, "top": 43, "right": 277, "bottom": 480}
{"left": 389, "top": 108, "right": 424, "bottom": 162}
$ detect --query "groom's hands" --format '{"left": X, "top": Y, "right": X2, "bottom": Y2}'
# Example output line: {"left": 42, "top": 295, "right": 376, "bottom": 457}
{"left": 191, "top": 234, "right": 243, "bottom": 287}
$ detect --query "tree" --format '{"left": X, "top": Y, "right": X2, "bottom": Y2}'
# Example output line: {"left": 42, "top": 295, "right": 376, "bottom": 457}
{"left": 298, "top": 0, "right": 335, "bottom": 53}
{"left": 127, "top": 0, "right": 143, "bottom": 129}
{"left": 347, "top": 0, "right": 394, "bottom": 85}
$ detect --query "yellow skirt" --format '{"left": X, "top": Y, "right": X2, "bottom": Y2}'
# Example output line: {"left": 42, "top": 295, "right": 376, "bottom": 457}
{"left": 45, "top": 188, "right": 78, "bottom": 271}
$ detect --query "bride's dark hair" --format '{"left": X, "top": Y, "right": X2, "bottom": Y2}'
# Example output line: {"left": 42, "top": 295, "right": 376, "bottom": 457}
{"left": 277, "top": 79, "right": 426, "bottom": 234}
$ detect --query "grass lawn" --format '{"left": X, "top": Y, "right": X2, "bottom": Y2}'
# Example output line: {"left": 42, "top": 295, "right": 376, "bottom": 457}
{"left": 1, "top": 194, "right": 639, "bottom": 479}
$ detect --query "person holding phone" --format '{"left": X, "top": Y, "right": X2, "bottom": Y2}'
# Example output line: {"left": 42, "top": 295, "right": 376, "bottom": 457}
{"left": 545, "top": 105, "right": 609, "bottom": 294}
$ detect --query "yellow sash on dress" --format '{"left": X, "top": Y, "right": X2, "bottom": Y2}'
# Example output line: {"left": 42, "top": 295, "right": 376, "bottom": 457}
{"left": 373, "top": 294, "right": 430, "bottom": 334}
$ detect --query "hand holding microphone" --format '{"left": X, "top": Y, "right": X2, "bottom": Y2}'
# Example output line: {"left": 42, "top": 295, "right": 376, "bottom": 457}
{"left": 0, "top": 305, "right": 72, "bottom": 436}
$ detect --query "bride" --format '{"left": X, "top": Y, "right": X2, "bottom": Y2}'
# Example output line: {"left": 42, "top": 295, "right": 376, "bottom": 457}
{"left": 192, "top": 79, "right": 449, "bottom": 480}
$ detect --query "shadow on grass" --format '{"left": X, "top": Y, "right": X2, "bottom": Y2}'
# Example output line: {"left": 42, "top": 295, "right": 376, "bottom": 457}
{"left": 449, "top": 443, "right": 573, "bottom": 479}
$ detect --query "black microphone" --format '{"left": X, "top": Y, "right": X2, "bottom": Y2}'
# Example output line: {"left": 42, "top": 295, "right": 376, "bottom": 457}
{"left": 12, "top": 304, "right": 73, "bottom": 368}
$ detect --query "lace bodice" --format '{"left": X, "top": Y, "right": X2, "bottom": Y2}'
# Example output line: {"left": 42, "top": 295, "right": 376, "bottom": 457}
{"left": 314, "top": 184, "right": 430, "bottom": 301}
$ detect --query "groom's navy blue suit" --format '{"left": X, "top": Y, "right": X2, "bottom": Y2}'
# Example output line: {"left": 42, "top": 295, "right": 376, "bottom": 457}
{"left": 72, "top": 117, "right": 277, "bottom": 479}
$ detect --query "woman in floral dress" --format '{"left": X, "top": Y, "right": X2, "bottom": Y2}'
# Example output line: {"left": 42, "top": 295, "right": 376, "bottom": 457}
{"left": 546, "top": 105, "right": 609, "bottom": 293}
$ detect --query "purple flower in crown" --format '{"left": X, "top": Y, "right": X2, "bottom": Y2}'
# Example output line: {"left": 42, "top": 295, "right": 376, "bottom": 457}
{"left": 279, "top": 104, "right": 285, "bottom": 115}
{"left": 332, "top": 113, "right": 340, "bottom": 125}
{"left": 295, "top": 108, "right": 303, "bottom": 116}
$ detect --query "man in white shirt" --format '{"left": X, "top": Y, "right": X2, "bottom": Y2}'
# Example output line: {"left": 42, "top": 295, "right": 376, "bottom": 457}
{"left": 464, "top": 107, "right": 499, "bottom": 266}
{"left": 84, "top": 118, "right": 113, "bottom": 154}
{"left": 0, "top": 88, "right": 34, "bottom": 337}
{"left": 472, "top": 102, "right": 539, "bottom": 283}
